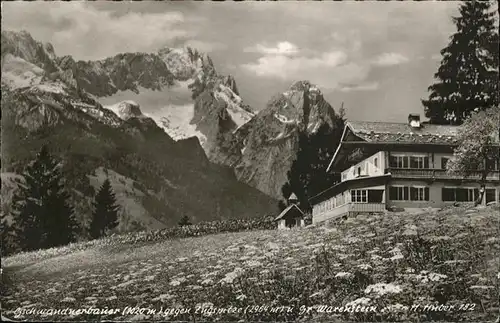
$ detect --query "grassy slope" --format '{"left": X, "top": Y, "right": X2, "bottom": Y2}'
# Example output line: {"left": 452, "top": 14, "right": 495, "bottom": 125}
{"left": 2, "top": 205, "right": 499, "bottom": 322}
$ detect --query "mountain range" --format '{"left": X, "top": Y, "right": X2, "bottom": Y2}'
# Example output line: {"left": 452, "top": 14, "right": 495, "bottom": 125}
{"left": 1, "top": 30, "right": 341, "bottom": 233}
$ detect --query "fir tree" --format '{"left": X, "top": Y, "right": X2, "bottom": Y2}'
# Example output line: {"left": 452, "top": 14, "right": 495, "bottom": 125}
{"left": 0, "top": 216, "right": 17, "bottom": 256}
{"left": 178, "top": 215, "right": 192, "bottom": 227}
{"left": 90, "top": 179, "right": 120, "bottom": 239}
{"left": 10, "top": 145, "right": 78, "bottom": 251}
{"left": 422, "top": 0, "right": 498, "bottom": 125}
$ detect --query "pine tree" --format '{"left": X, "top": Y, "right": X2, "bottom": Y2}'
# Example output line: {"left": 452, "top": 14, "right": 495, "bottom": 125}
{"left": 0, "top": 216, "right": 17, "bottom": 256}
{"left": 90, "top": 179, "right": 120, "bottom": 239}
{"left": 10, "top": 145, "right": 78, "bottom": 251}
{"left": 178, "top": 215, "right": 192, "bottom": 227}
{"left": 422, "top": 0, "right": 498, "bottom": 125}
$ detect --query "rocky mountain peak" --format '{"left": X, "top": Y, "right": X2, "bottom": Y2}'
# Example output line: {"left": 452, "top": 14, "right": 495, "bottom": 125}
{"left": 222, "top": 75, "right": 239, "bottom": 96}
{"left": 156, "top": 46, "right": 213, "bottom": 81}
{"left": 105, "top": 100, "right": 145, "bottom": 121}
{"left": 1, "top": 30, "right": 59, "bottom": 74}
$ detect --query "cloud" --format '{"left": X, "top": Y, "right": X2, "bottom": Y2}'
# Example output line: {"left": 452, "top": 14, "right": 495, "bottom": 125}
{"left": 244, "top": 41, "right": 299, "bottom": 56}
{"left": 339, "top": 82, "right": 379, "bottom": 93}
{"left": 183, "top": 40, "right": 227, "bottom": 53}
{"left": 2, "top": 2, "right": 194, "bottom": 60}
{"left": 372, "top": 52, "right": 409, "bottom": 66}
{"left": 243, "top": 50, "right": 347, "bottom": 75}
{"left": 242, "top": 40, "right": 371, "bottom": 90}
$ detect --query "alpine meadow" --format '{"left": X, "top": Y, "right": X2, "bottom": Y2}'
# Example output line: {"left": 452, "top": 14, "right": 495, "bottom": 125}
{"left": 1, "top": 1, "right": 499, "bottom": 322}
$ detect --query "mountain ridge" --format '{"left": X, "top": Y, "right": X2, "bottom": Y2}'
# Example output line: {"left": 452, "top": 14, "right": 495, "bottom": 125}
{"left": 1, "top": 29, "right": 342, "bottom": 202}
{"left": 1, "top": 30, "right": 278, "bottom": 235}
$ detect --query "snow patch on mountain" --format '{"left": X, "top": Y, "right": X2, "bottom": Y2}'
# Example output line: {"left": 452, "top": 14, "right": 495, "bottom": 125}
{"left": 104, "top": 100, "right": 146, "bottom": 121}
{"left": 1, "top": 54, "right": 45, "bottom": 89}
{"left": 273, "top": 113, "right": 297, "bottom": 124}
{"left": 33, "top": 82, "right": 67, "bottom": 95}
{"left": 308, "top": 120, "right": 322, "bottom": 133}
{"left": 98, "top": 81, "right": 208, "bottom": 145}
{"left": 147, "top": 104, "right": 207, "bottom": 147}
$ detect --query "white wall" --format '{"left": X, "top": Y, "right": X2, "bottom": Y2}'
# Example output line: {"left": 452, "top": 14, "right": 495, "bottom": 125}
{"left": 312, "top": 184, "right": 386, "bottom": 220}
{"left": 341, "top": 151, "right": 385, "bottom": 182}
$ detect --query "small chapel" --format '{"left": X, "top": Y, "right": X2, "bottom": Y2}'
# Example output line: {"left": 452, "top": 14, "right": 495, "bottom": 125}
{"left": 274, "top": 193, "right": 306, "bottom": 230}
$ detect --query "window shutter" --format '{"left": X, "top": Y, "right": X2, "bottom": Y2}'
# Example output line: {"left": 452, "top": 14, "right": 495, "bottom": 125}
{"left": 425, "top": 187, "right": 430, "bottom": 201}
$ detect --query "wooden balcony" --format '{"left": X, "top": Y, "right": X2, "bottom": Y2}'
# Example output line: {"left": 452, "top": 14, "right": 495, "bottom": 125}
{"left": 313, "top": 203, "right": 386, "bottom": 224}
{"left": 385, "top": 168, "right": 500, "bottom": 182}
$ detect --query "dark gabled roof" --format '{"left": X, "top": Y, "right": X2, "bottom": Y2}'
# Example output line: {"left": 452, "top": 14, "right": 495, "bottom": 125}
{"left": 327, "top": 121, "right": 462, "bottom": 172}
{"left": 347, "top": 121, "right": 460, "bottom": 145}
{"left": 274, "top": 204, "right": 305, "bottom": 221}
{"left": 309, "top": 174, "right": 391, "bottom": 205}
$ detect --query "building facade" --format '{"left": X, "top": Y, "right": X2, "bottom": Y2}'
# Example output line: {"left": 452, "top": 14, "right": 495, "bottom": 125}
{"left": 310, "top": 114, "right": 500, "bottom": 224}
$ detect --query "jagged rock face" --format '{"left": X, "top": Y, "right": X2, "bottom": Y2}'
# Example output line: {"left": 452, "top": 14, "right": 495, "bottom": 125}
{"left": 219, "top": 81, "right": 339, "bottom": 199}
{"left": 1, "top": 30, "right": 59, "bottom": 74}
{"left": 158, "top": 47, "right": 207, "bottom": 81}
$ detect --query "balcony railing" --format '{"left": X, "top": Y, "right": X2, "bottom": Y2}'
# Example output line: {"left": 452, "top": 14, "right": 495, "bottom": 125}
{"left": 385, "top": 168, "right": 500, "bottom": 181}
{"left": 313, "top": 203, "right": 386, "bottom": 224}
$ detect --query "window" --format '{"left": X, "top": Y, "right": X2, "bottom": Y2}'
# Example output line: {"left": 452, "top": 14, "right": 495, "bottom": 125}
{"left": 357, "top": 167, "right": 362, "bottom": 177}
{"left": 410, "top": 187, "right": 429, "bottom": 201}
{"left": 389, "top": 186, "right": 409, "bottom": 201}
{"left": 442, "top": 187, "right": 479, "bottom": 202}
{"left": 486, "top": 159, "right": 499, "bottom": 171}
{"left": 390, "top": 155, "right": 429, "bottom": 169}
{"left": 368, "top": 189, "right": 384, "bottom": 203}
{"left": 485, "top": 189, "right": 496, "bottom": 204}
{"left": 410, "top": 156, "right": 429, "bottom": 169}
{"left": 351, "top": 189, "right": 368, "bottom": 203}
{"left": 441, "top": 158, "right": 449, "bottom": 170}
{"left": 390, "top": 155, "right": 409, "bottom": 168}
{"left": 374, "top": 158, "right": 378, "bottom": 167}
{"left": 390, "top": 186, "right": 429, "bottom": 201}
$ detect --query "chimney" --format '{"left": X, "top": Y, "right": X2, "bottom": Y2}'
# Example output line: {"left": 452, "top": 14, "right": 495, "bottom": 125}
{"left": 408, "top": 113, "right": 421, "bottom": 128}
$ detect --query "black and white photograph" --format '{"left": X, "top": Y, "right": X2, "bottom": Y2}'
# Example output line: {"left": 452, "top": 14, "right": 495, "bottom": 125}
{"left": 1, "top": 1, "right": 499, "bottom": 322}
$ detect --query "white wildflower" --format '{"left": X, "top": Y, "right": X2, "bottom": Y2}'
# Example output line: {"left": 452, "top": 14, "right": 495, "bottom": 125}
{"left": 335, "top": 272, "right": 354, "bottom": 279}
{"left": 346, "top": 297, "right": 371, "bottom": 307}
{"left": 364, "top": 283, "right": 402, "bottom": 296}
{"left": 62, "top": 297, "right": 76, "bottom": 303}
{"left": 235, "top": 294, "right": 247, "bottom": 301}
{"left": 221, "top": 267, "right": 244, "bottom": 284}
{"left": 169, "top": 277, "right": 187, "bottom": 286}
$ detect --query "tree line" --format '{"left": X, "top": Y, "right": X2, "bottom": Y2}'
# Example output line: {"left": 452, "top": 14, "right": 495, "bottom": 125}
{"left": 1, "top": 145, "right": 120, "bottom": 256}
{"left": 0, "top": 144, "right": 199, "bottom": 256}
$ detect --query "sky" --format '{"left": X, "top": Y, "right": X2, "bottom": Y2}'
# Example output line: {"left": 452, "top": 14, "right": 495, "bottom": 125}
{"left": 1, "top": 1, "right": 467, "bottom": 122}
